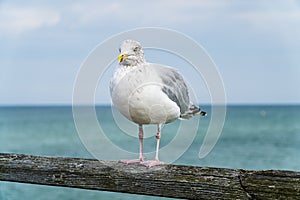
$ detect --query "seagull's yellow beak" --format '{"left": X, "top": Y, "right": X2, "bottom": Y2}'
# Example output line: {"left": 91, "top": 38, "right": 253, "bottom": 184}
{"left": 118, "top": 54, "right": 129, "bottom": 63}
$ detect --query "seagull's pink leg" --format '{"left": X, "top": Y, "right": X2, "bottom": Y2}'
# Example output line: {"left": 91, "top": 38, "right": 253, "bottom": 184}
{"left": 120, "top": 124, "right": 144, "bottom": 164}
{"left": 138, "top": 124, "right": 145, "bottom": 161}
{"left": 154, "top": 124, "right": 161, "bottom": 161}
{"left": 141, "top": 124, "right": 164, "bottom": 167}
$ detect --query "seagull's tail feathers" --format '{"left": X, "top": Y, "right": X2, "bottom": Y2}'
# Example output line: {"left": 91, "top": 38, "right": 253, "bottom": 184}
{"left": 180, "top": 104, "right": 207, "bottom": 120}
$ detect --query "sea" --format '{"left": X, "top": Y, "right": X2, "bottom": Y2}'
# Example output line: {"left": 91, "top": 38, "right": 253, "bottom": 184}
{"left": 0, "top": 105, "right": 299, "bottom": 200}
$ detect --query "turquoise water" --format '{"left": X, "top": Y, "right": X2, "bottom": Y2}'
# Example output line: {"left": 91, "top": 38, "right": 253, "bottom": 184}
{"left": 0, "top": 105, "right": 300, "bottom": 199}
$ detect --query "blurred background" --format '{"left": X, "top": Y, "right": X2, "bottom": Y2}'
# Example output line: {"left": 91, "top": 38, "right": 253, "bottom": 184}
{"left": 1, "top": 1, "right": 300, "bottom": 200}
{"left": 1, "top": 0, "right": 300, "bottom": 105}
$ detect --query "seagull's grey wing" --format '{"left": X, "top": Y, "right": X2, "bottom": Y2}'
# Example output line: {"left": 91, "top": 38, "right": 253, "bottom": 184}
{"left": 153, "top": 65, "right": 190, "bottom": 115}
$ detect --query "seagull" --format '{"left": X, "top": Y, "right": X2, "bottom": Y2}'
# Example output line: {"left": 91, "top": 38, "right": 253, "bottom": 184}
{"left": 110, "top": 39, "right": 206, "bottom": 167}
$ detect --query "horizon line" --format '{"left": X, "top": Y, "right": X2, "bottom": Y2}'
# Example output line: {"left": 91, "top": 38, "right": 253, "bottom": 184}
{"left": 0, "top": 103, "right": 300, "bottom": 107}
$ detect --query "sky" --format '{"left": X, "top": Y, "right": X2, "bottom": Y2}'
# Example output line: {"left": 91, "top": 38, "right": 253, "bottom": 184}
{"left": 1, "top": 0, "right": 300, "bottom": 105}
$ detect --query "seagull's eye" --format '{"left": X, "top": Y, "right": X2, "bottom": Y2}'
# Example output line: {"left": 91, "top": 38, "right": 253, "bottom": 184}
{"left": 133, "top": 47, "right": 139, "bottom": 52}
{"left": 118, "top": 48, "right": 121, "bottom": 53}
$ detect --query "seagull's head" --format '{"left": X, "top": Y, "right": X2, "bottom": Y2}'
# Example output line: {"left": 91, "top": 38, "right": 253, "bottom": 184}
{"left": 118, "top": 39, "right": 145, "bottom": 66}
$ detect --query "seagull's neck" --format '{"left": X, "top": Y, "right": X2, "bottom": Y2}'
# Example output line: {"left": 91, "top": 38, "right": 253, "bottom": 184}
{"left": 121, "top": 59, "right": 146, "bottom": 67}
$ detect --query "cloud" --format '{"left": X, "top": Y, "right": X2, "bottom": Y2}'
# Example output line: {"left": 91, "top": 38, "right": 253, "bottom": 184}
{"left": 238, "top": 1, "right": 300, "bottom": 31}
{"left": 235, "top": 1, "right": 300, "bottom": 47}
{"left": 1, "top": 0, "right": 300, "bottom": 34}
{"left": 0, "top": 3, "right": 60, "bottom": 35}
{"left": 56, "top": 0, "right": 229, "bottom": 27}
{"left": 2, "top": 1, "right": 299, "bottom": 38}
{"left": 61, "top": 0, "right": 300, "bottom": 43}
{"left": 68, "top": 2, "right": 122, "bottom": 24}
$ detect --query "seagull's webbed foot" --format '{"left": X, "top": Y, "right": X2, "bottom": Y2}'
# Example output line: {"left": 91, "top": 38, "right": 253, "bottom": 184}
{"left": 119, "top": 159, "right": 142, "bottom": 164}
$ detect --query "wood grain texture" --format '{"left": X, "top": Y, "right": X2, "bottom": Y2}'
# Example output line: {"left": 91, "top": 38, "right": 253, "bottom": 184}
{"left": 0, "top": 153, "right": 299, "bottom": 199}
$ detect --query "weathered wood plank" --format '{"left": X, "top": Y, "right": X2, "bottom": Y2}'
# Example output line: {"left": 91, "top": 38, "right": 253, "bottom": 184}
{"left": 0, "top": 153, "right": 299, "bottom": 199}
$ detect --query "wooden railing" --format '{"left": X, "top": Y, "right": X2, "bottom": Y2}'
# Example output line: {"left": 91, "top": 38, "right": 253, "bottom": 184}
{"left": 0, "top": 153, "right": 299, "bottom": 199}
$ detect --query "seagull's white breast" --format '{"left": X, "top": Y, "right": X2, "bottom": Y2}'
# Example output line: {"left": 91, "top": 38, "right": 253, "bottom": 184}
{"left": 110, "top": 65, "right": 180, "bottom": 124}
